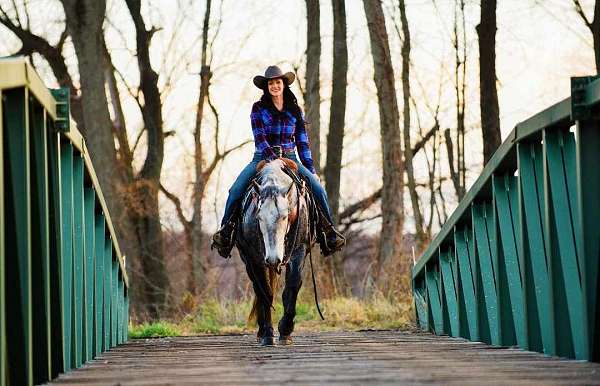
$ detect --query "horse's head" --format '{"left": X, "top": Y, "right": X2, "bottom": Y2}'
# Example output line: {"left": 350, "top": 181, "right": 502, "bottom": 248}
{"left": 256, "top": 160, "right": 295, "bottom": 268}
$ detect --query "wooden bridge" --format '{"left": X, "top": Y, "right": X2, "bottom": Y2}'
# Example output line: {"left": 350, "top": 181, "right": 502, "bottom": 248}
{"left": 1, "top": 58, "right": 599, "bottom": 385}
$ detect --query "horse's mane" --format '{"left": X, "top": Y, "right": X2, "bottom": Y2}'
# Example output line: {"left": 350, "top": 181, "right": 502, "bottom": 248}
{"left": 256, "top": 158, "right": 298, "bottom": 173}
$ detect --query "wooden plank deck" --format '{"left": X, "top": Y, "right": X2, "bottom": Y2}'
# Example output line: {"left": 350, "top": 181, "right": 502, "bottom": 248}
{"left": 48, "top": 330, "right": 600, "bottom": 385}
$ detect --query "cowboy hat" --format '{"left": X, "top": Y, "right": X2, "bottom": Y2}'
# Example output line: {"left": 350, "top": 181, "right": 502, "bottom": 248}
{"left": 253, "top": 65, "right": 295, "bottom": 89}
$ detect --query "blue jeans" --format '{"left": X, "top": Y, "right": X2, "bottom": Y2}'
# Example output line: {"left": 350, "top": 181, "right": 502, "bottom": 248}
{"left": 221, "top": 151, "right": 333, "bottom": 226}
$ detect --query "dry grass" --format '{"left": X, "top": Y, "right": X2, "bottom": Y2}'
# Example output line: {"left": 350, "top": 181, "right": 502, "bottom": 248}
{"left": 129, "top": 293, "right": 415, "bottom": 338}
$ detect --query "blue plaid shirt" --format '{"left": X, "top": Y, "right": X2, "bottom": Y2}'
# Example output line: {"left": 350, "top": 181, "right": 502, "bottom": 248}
{"left": 250, "top": 101, "right": 316, "bottom": 174}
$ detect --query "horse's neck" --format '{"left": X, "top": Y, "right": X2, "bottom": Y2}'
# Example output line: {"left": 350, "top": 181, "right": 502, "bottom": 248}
{"left": 260, "top": 162, "right": 293, "bottom": 191}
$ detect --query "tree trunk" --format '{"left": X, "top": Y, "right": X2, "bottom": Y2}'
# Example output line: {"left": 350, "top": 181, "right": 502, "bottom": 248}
{"left": 571, "top": 0, "right": 600, "bottom": 72}
{"left": 363, "top": 0, "right": 405, "bottom": 275}
{"left": 452, "top": 0, "right": 467, "bottom": 200}
{"left": 191, "top": 0, "right": 213, "bottom": 294}
{"left": 398, "top": 0, "right": 425, "bottom": 247}
{"left": 59, "top": 0, "right": 144, "bottom": 304}
{"left": 125, "top": 0, "right": 170, "bottom": 318}
{"left": 324, "top": 0, "right": 347, "bottom": 222}
{"left": 305, "top": 0, "right": 321, "bottom": 173}
{"left": 444, "top": 128, "right": 464, "bottom": 200}
{"left": 476, "top": 0, "right": 501, "bottom": 164}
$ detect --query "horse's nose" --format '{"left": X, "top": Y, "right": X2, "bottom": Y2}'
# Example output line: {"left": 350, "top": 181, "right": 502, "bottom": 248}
{"left": 265, "top": 254, "right": 281, "bottom": 267}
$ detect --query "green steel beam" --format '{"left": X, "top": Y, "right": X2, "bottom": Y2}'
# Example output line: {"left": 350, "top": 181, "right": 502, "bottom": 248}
{"left": 440, "top": 250, "right": 460, "bottom": 337}
{"left": 72, "top": 154, "right": 84, "bottom": 368}
{"left": 518, "top": 142, "right": 556, "bottom": 356}
{"left": 30, "top": 98, "right": 52, "bottom": 384}
{"left": 83, "top": 188, "right": 95, "bottom": 362}
{"left": 47, "top": 130, "right": 63, "bottom": 379}
{"left": 455, "top": 228, "right": 479, "bottom": 340}
{"left": 118, "top": 276, "right": 124, "bottom": 344}
{"left": 111, "top": 256, "right": 118, "bottom": 347}
{"left": 414, "top": 283, "right": 428, "bottom": 331}
{"left": 5, "top": 87, "right": 33, "bottom": 385}
{"left": 60, "top": 141, "right": 73, "bottom": 371}
{"left": 493, "top": 175, "right": 527, "bottom": 349}
{"left": 124, "top": 294, "right": 129, "bottom": 342}
{"left": 575, "top": 118, "right": 600, "bottom": 362}
{"left": 94, "top": 214, "right": 105, "bottom": 356}
{"left": 545, "top": 128, "right": 588, "bottom": 359}
{"left": 103, "top": 238, "right": 112, "bottom": 350}
{"left": 0, "top": 89, "right": 5, "bottom": 386}
{"left": 472, "top": 204, "right": 501, "bottom": 345}
{"left": 425, "top": 266, "right": 444, "bottom": 334}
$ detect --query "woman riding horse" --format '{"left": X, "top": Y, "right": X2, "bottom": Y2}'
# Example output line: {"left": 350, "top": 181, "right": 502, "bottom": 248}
{"left": 211, "top": 65, "right": 345, "bottom": 257}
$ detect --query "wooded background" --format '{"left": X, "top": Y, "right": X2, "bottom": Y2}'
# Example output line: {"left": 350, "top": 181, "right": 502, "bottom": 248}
{"left": 1, "top": 0, "right": 598, "bottom": 321}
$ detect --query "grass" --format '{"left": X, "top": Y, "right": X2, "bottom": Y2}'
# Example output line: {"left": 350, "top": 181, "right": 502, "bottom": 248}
{"left": 129, "top": 294, "right": 414, "bottom": 338}
{"left": 128, "top": 321, "right": 182, "bottom": 338}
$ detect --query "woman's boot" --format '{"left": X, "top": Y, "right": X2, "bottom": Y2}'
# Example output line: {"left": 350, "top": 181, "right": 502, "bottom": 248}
{"left": 211, "top": 221, "right": 236, "bottom": 258}
{"left": 316, "top": 214, "right": 346, "bottom": 256}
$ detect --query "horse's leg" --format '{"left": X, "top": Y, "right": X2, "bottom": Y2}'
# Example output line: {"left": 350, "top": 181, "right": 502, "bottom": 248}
{"left": 278, "top": 246, "right": 305, "bottom": 345}
{"left": 253, "top": 265, "right": 275, "bottom": 345}
{"left": 240, "top": 252, "right": 274, "bottom": 345}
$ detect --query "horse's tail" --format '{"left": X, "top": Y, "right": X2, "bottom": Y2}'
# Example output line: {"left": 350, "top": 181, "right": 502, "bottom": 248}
{"left": 248, "top": 267, "right": 280, "bottom": 325}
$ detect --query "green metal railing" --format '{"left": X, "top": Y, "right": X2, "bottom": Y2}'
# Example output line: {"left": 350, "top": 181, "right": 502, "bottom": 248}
{"left": 413, "top": 76, "right": 600, "bottom": 361}
{"left": 413, "top": 77, "right": 600, "bottom": 361}
{"left": 0, "top": 57, "right": 129, "bottom": 385}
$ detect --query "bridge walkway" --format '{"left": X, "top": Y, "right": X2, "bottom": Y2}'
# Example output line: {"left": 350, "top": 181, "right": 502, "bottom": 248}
{"left": 50, "top": 330, "right": 600, "bottom": 385}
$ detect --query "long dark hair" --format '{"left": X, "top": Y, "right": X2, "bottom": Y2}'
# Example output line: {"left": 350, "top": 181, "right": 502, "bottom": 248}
{"left": 259, "top": 81, "right": 304, "bottom": 125}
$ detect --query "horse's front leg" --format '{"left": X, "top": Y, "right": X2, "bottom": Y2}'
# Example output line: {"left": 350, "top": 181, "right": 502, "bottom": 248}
{"left": 252, "top": 265, "right": 275, "bottom": 345}
{"left": 278, "top": 246, "right": 305, "bottom": 345}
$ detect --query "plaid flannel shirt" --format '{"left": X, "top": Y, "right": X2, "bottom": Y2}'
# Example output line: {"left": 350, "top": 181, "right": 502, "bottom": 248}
{"left": 250, "top": 101, "right": 316, "bottom": 174}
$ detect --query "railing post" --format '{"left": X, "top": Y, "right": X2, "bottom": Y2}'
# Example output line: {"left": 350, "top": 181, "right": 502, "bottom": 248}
{"left": 570, "top": 76, "right": 600, "bottom": 361}
{"left": 5, "top": 87, "right": 33, "bottom": 385}
{"left": 0, "top": 79, "right": 5, "bottom": 386}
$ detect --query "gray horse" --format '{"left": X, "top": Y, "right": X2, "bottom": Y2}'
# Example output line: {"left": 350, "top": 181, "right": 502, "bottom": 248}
{"left": 236, "top": 158, "right": 313, "bottom": 346}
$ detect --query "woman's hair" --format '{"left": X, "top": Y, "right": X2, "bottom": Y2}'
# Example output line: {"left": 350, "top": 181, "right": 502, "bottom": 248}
{"left": 260, "top": 79, "right": 304, "bottom": 125}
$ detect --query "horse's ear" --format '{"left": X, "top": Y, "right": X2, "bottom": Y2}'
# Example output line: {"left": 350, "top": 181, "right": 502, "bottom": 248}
{"left": 281, "top": 158, "right": 298, "bottom": 172}
{"left": 256, "top": 160, "right": 267, "bottom": 172}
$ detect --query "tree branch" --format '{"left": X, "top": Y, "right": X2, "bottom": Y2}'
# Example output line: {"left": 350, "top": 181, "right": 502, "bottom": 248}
{"left": 573, "top": 0, "right": 593, "bottom": 29}
{"left": 201, "top": 139, "right": 252, "bottom": 182}
{"left": 338, "top": 188, "right": 382, "bottom": 221}
{"left": 159, "top": 183, "right": 191, "bottom": 230}
{"left": 411, "top": 123, "right": 438, "bottom": 156}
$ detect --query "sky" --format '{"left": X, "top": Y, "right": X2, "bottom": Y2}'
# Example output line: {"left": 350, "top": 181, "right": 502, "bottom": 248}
{"left": 0, "top": 0, "right": 597, "bottom": 235}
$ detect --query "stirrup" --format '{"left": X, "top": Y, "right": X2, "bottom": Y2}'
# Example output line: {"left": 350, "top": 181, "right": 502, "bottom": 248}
{"left": 317, "top": 224, "right": 345, "bottom": 256}
{"left": 211, "top": 221, "right": 236, "bottom": 258}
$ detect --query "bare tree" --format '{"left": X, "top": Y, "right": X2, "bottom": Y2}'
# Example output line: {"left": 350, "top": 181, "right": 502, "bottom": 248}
{"left": 122, "top": 0, "right": 171, "bottom": 318}
{"left": 0, "top": 7, "right": 83, "bottom": 127}
{"left": 363, "top": 0, "right": 405, "bottom": 274}
{"left": 2, "top": 0, "right": 174, "bottom": 318}
{"left": 572, "top": 0, "right": 600, "bottom": 73}
{"left": 305, "top": 0, "right": 321, "bottom": 172}
{"left": 159, "top": 0, "right": 250, "bottom": 295}
{"left": 324, "top": 0, "right": 347, "bottom": 221}
{"left": 477, "top": 0, "right": 501, "bottom": 164}
{"left": 398, "top": 0, "right": 425, "bottom": 247}
{"left": 447, "top": 0, "right": 467, "bottom": 200}
{"left": 191, "top": 0, "right": 214, "bottom": 294}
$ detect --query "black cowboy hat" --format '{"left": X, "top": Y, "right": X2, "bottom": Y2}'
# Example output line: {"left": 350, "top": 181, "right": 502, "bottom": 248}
{"left": 253, "top": 65, "right": 295, "bottom": 89}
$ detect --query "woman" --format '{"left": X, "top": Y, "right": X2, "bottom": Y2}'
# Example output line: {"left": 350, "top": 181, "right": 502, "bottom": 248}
{"left": 212, "top": 65, "right": 345, "bottom": 258}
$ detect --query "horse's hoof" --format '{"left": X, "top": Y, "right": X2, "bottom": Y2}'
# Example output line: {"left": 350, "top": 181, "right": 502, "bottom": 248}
{"left": 259, "top": 336, "right": 275, "bottom": 346}
{"left": 278, "top": 335, "right": 293, "bottom": 345}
